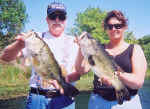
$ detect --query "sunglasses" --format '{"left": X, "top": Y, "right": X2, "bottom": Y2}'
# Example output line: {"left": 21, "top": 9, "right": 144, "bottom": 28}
{"left": 48, "top": 13, "right": 66, "bottom": 21}
{"left": 106, "top": 24, "right": 125, "bottom": 30}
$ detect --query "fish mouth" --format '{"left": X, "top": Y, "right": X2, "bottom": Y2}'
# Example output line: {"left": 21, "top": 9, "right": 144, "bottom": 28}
{"left": 79, "top": 32, "right": 93, "bottom": 40}
{"left": 79, "top": 31, "right": 88, "bottom": 39}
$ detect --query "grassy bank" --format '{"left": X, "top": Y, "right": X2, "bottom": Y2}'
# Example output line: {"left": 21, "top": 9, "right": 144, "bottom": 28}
{"left": 0, "top": 64, "right": 150, "bottom": 109}
{"left": 0, "top": 64, "right": 94, "bottom": 98}
{"left": 0, "top": 64, "right": 94, "bottom": 109}
{"left": 0, "top": 64, "right": 150, "bottom": 98}
{"left": 0, "top": 64, "right": 30, "bottom": 99}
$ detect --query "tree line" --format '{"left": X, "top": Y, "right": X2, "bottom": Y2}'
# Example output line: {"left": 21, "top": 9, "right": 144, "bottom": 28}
{"left": 0, "top": 0, "right": 28, "bottom": 50}
{"left": 0, "top": 0, "right": 150, "bottom": 70}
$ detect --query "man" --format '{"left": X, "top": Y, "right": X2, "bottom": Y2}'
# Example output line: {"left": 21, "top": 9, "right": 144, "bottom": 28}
{"left": 0, "top": 2, "right": 88, "bottom": 109}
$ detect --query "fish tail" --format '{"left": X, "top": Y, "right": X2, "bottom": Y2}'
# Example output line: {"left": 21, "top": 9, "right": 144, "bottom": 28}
{"left": 62, "top": 82, "right": 80, "bottom": 97}
{"left": 116, "top": 87, "right": 130, "bottom": 104}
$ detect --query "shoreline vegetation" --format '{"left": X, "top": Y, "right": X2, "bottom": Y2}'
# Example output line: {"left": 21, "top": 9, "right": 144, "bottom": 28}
{"left": 0, "top": 64, "right": 95, "bottom": 99}
{"left": 0, "top": 64, "right": 150, "bottom": 99}
{"left": 0, "top": 64, "right": 150, "bottom": 109}
{"left": 0, "top": 64, "right": 94, "bottom": 109}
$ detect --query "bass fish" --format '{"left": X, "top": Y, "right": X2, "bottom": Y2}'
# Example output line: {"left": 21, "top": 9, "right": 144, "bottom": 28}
{"left": 23, "top": 31, "right": 79, "bottom": 97}
{"left": 78, "top": 32, "right": 130, "bottom": 104}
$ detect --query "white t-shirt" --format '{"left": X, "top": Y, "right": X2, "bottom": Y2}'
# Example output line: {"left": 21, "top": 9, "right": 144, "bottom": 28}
{"left": 22, "top": 31, "right": 79, "bottom": 89}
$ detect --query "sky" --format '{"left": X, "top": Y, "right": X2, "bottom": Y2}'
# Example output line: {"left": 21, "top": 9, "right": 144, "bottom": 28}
{"left": 22, "top": 0, "right": 150, "bottom": 39}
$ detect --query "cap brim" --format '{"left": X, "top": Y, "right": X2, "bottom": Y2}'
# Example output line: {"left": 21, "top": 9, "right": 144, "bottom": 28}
{"left": 47, "top": 9, "right": 66, "bottom": 15}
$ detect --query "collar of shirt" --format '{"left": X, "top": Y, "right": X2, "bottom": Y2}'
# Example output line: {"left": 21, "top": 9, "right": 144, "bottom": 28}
{"left": 44, "top": 31, "right": 65, "bottom": 41}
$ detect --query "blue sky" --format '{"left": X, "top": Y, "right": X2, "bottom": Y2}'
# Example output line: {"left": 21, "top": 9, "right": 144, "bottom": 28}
{"left": 22, "top": 0, "right": 150, "bottom": 39}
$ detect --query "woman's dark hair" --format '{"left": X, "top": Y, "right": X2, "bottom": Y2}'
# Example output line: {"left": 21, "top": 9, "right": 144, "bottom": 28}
{"left": 103, "top": 10, "right": 128, "bottom": 30}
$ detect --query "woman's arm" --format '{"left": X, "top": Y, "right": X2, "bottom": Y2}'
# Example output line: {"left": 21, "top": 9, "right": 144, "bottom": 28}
{"left": 118, "top": 44, "right": 147, "bottom": 89}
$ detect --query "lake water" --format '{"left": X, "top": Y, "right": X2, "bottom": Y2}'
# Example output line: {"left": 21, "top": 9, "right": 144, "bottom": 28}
{"left": 139, "top": 80, "right": 150, "bottom": 109}
{"left": 0, "top": 80, "right": 150, "bottom": 109}
{"left": 76, "top": 80, "right": 150, "bottom": 109}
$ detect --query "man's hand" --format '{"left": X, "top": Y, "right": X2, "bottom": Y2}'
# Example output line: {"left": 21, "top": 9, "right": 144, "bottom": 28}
{"left": 15, "top": 30, "right": 33, "bottom": 41}
{"left": 0, "top": 30, "right": 34, "bottom": 62}
{"left": 74, "top": 31, "right": 87, "bottom": 46}
{"left": 15, "top": 30, "right": 34, "bottom": 48}
{"left": 74, "top": 32, "right": 91, "bottom": 77}
{"left": 48, "top": 80, "right": 64, "bottom": 94}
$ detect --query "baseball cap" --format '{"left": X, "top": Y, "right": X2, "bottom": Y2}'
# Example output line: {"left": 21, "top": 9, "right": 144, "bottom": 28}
{"left": 47, "top": 2, "right": 67, "bottom": 15}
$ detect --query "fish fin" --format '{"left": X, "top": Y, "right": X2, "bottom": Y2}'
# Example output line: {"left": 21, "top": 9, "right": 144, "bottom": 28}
{"left": 24, "top": 58, "right": 32, "bottom": 66}
{"left": 62, "top": 82, "right": 80, "bottom": 97}
{"left": 88, "top": 55, "right": 95, "bottom": 66}
{"left": 116, "top": 87, "right": 130, "bottom": 104}
{"left": 21, "top": 30, "right": 34, "bottom": 40}
{"left": 60, "top": 65, "right": 68, "bottom": 78}
{"left": 32, "top": 57, "right": 40, "bottom": 66}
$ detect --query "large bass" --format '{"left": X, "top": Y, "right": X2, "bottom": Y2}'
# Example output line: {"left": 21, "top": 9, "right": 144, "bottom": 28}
{"left": 78, "top": 32, "right": 130, "bottom": 104}
{"left": 20, "top": 31, "right": 79, "bottom": 97}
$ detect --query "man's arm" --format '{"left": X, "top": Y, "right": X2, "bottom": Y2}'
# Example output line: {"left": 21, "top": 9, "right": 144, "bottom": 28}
{"left": 65, "top": 47, "right": 90, "bottom": 83}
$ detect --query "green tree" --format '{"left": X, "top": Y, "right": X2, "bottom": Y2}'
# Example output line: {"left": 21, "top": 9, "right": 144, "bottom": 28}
{"left": 0, "top": 0, "right": 28, "bottom": 49}
{"left": 138, "top": 35, "right": 150, "bottom": 70}
{"left": 71, "top": 7, "right": 139, "bottom": 45}
{"left": 142, "top": 43, "right": 150, "bottom": 74}
{"left": 124, "top": 31, "right": 138, "bottom": 44}
{"left": 138, "top": 35, "right": 150, "bottom": 45}
{"left": 72, "top": 7, "right": 108, "bottom": 43}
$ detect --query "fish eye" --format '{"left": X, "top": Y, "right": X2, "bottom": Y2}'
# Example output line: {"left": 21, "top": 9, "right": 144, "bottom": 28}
{"left": 87, "top": 34, "right": 93, "bottom": 39}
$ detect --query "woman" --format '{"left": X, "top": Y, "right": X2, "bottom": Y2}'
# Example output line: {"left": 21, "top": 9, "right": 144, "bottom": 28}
{"left": 88, "top": 10, "right": 147, "bottom": 109}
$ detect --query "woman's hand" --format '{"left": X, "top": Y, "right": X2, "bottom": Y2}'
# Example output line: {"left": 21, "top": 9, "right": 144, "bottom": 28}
{"left": 99, "top": 70, "right": 123, "bottom": 86}
{"left": 99, "top": 75, "right": 112, "bottom": 86}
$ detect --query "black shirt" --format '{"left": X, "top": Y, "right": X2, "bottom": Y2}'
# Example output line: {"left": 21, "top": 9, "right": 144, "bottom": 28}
{"left": 93, "top": 44, "right": 138, "bottom": 97}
